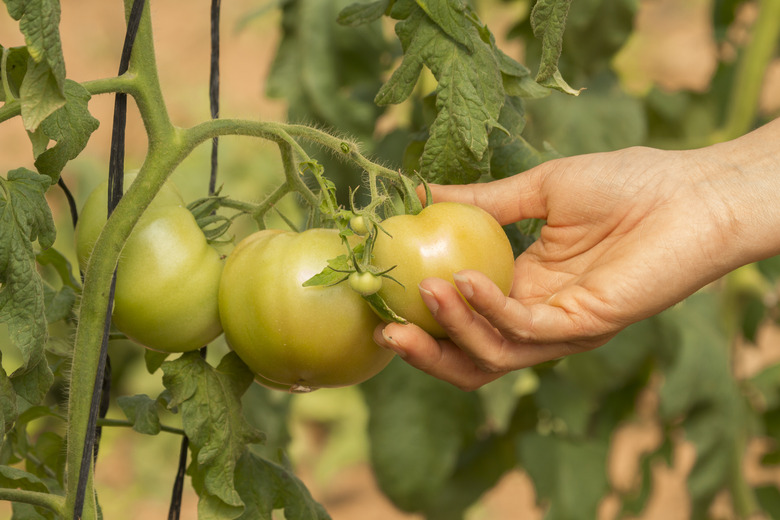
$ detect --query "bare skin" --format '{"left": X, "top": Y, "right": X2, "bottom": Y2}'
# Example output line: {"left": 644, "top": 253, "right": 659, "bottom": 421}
{"left": 373, "top": 118, "right": 780, "bottom": 390}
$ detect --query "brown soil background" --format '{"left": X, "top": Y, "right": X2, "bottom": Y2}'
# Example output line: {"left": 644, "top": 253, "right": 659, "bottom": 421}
{"left": 1, "top": 0, "right": 779, "bottom": 519}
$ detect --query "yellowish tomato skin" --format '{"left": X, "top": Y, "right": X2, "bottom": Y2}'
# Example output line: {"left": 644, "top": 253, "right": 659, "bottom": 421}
{"left": 75, "top": 173, "right": 224, "bottom": 353}
{"left": 372, "top": 202, "right": 515, "bottom": 338}
{"left": 219, "top": 228, "right": 394, "bottom": 390}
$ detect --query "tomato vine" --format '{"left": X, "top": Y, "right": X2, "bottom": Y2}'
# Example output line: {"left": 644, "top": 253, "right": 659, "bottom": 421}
{"left": 3, "top": 0, "right": 779, "bottom": 519}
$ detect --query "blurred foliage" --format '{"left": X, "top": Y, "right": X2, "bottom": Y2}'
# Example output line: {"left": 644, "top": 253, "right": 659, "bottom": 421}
{"left": 2, "top": 0, "right": 780, "bottom": 518}
{"left": 260, "top": 0, "right": 780, "bottom": 518}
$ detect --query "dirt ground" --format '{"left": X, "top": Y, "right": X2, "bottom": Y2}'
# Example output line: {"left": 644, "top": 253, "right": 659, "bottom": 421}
{"left": 2, "top": 0, "right": 780, "bottom": 519}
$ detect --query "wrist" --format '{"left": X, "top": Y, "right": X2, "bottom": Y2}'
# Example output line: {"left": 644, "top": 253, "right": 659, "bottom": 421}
{"left": 696, "top": 119, "right": 780, "bottom": 270}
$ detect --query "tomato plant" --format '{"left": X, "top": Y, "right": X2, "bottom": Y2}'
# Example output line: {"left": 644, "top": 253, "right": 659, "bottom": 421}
{"left": 371, "top": 202, "right": 515, "bottom": 337}
{"left": 75, "top": 174, "right": 223, "bottom": 353}
{"left": 2, "top": 1, "right": 780, "bottom": 520}
{"left": 219, "top": 228, "right": 394, "bottom": 391}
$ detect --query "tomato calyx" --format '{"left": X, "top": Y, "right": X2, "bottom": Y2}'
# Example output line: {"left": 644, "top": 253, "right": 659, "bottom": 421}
{"left": 187, "top": 193, "right": 238, "bottom": 243}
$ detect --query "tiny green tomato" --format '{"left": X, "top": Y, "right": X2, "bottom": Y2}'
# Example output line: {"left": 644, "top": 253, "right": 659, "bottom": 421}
{"left": 348, "top": 271, "right": 383, "bottom": 296}
{"left": 349, "top": 215, "right": 370, "bottom": 236}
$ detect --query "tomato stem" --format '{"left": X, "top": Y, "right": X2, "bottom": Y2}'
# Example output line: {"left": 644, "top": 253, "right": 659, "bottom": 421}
{"left": 0, "top": 489, "right": 66, "bottom": 517}
{"left": 712, "top": 0, "right": 780, "bottom": 143}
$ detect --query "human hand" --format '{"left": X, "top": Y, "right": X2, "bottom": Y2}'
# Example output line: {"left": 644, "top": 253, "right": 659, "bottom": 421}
{"left": 373, "top": 140, "right": 776, "bottom": 390}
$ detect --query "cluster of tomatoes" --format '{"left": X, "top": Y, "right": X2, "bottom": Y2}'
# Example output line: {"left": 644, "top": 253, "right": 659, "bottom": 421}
{"left": 75, "top": 175, "right": 514, "bottom": 392}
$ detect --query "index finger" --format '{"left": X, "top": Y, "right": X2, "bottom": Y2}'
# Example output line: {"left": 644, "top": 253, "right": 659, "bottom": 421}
{"left": 415, "top": 164, "right": 551, "bottom": 224}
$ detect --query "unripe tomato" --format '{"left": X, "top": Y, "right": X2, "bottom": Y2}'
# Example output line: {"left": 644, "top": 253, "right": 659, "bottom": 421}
{"left": 75, "top": 174, "right": 224, "bottom": 353}
{"left": 371, "top": 202, "right": 515, "bottom": 337}
{"left": 219, "top": 228, "right": 394, "bottom": 391}
{"left": 349, "top": 215, "right": 370, "bottom": 236}
{"left": 348, "top": 271, "right": 382, "bottom": 296}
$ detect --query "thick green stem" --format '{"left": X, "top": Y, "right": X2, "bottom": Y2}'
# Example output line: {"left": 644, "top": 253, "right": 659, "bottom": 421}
{"left": 1, "top": 47, "right": 14, "bottom": 103}
{"left": 0, "top": 489, "right": 66, "bottom": 517}
{"left": 714, "top": 0, "right": 780, "bottom": 142}
{"left": 0, "top": 76, "right": 132, "bottom": 125}
{"left": 64, "top": 1, "right": 174, "bottom": 518}
{"left": 62, "top": 6, "right": 404, "bottom": 519}
{"left": 729, "top": 431, "right": 758, "bottom": 519}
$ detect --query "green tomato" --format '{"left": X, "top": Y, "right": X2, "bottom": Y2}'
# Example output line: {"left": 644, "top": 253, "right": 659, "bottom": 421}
{"left": 75, "top": 174, "right": 223, "bottom": 353}
{"left": 371, "top": 202, "right": 515, "bottom": 338}
{"left": 75, "top": 172, "right": 183, "bottom": 269}
{"left": 349, "top": 215, "right": 370, "bottom": 236}
{"left": 219, "top": 228, "right": 394, "bottom": 391}
{"left": 348, "top": 271, "right": 383, "bottom": 296}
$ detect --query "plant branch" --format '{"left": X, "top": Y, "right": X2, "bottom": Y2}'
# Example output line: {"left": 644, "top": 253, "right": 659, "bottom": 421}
{"left": 64, "top": 1, "right": 177, "bottom": 518}
{"left": 715, "top": 0, "right": 780, "bottom": 142}
{"left": 278, "top": 140, "right": 317, "bottom": 207}
{"left": 0, "top": 488, "right": 66, "bottom": 517}
{"left": 97, "top": 418, "right": 186, "bottom": 436}
{"left": 1, "top": 46, "right": 14, "bottom": 103}
{"left": 283, "top": 124, "right": 401, "bottom": 182}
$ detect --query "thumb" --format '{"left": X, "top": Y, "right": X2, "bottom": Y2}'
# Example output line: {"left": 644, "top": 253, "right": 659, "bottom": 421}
{"left": 415, "top": 169, "right": 549, "bottom": 225}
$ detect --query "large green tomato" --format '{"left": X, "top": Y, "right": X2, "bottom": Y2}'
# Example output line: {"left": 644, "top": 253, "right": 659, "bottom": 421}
{"left": 371, "top": 202, "right": 515, "bottom": 337}
{"left": 218, "top": 228, "right": 394, "bottom": 392}
{"left": 75, "top": 174, "right": 223, "bottom": 353}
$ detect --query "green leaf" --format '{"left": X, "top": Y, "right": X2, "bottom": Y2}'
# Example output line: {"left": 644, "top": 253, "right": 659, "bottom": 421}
{"left": 0, "top": 464, "right": 54, "bottom": 520}
{"left": 267, "top": 0, "right": 388, "bottom": 142}
{"left": 0, "top": 45, "right": 30, "bottom": 101}
{"left": 378, "top": 7, "right": 504, "bottom": 183}
{"left": 517, "top": 433, "right": 609, "bottom": 520}
{"left": 0, "top": 168, "right": 55, "bottom": 405}
{"left": 476, "top": 371, "right": 527, "bottom": 434}
{"left": 488, "top": 95, "right": 544, "bottom": 179}
{"left": 34, "top": 80, "right": 99, "bottom": 182}
{"left": 9, "top": 359, "right": 53, "bottom": 406}
{"left": 302, "top": 255, "right": 350, "bottom": 287}
{"left": 534, "top": 371, "right": 596, "bottom": 437}
{"left": 561, "top": 317, "right": 660, "bottom": 396}
{"left": 494, "top": 48, "right": 549, "bottom": 99}
{"left": 41, "top": 281, "right": 75, "bottom": 324}
{"left": 0, "top": 353, "right": 17, "bottom": 441}
{"left": 4, "top": 0, "right": 67, "bottom": 130}
{"left": 756, "top": 486, "right": 780, "bottom": 519}
{"left": 657, "top": 293, "right": 747, "bottom": 517}
{"left": 337, "top": 0, "right": 389, "bottom": 26}
{"left": 117, "top": 394, "right": 163, "bottom": 435}
{"left": 748, "top": 364, "right": 780, "bottom": 410}
{"left": 361, "top": 358, "right": 483, "bottom": 512}
{"left": 162, "top": 351, "right": 264, "bottom": 519}
{"left": 530, "top": 0, "right": 581, "bottom": 95}
{"left": 414, "top": 0, "right": 473, "bottom": 51}
{"left": 524, "top": 72, "right": 645, "bottom": 156}
{"left": 35, "top": 247, "right": 80, "bottom": 292}
{"left": 18, "top": 56, "right": 65, "bottom": 132}
{"left": 0, "top": 465, "right": 51, "bottom": 491}
{"left": 144, "top": 349, "right": 169, "bottom": 374}
{"left": 234, "top": 451, "right": 331, "bottom": 520}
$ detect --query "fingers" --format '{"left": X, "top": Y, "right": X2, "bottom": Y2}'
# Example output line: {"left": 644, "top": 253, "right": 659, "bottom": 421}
{"left": 373, "top": 272, "right": 615, "bottom": 391}
{"left": 416, "top": 167, "right": 550, "bottom": 224}
{"left": 373, "top": 322, "right": 505, "bottom": 391}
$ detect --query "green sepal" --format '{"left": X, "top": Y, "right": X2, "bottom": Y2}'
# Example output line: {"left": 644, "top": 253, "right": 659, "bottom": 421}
{"left": 363, "top": 291, "right": 409, "bottom": 325}
{"left": 186, "top": 193, "right": 237, "bottom": 242}
{"left": 302, "top": 254, "right": 351, "bottom": 287}
{"left": 396, "top": 172, "right": 423, "bottom": 215}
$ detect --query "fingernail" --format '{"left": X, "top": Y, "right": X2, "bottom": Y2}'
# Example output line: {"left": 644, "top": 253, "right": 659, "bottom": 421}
{"left": 418, "top": 285, "right": 439, "bottom": 315}
{"left": 378, "top": 328, "right": 406, "bottom": 358}
{"left": 452, "top": 272, "right": 473, "bottom": 299}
